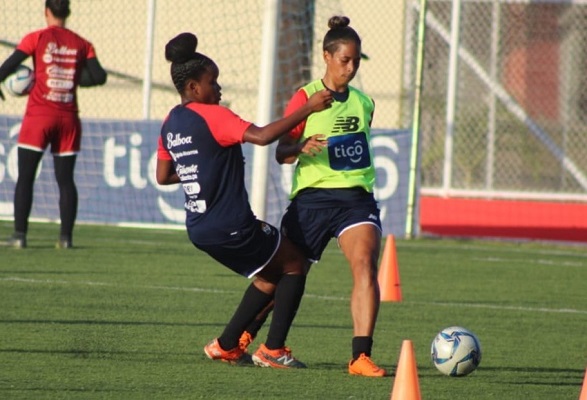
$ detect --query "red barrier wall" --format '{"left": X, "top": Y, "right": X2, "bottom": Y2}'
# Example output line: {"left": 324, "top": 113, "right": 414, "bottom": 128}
{"left": 420, "top": 196, "right": 587, "bottom": 243}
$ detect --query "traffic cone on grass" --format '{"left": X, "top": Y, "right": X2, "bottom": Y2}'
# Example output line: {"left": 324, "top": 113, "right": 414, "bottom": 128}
{"left": 378, "top": 234, "right": 402, "bottom": 302}
{"left": 580, "top": 367, "right": 587, "bottom": 400}
{"left": 390, "top": 340, "right": 421, "bottom": 400}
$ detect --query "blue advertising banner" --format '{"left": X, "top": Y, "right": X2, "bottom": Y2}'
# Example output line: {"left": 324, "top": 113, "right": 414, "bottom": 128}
{"left": 0, "top": 116, "right": 414, "bottom": 237}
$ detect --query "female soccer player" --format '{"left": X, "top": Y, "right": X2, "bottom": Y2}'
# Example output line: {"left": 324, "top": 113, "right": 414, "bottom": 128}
{"left": 156, "top": 32, "right": 332, "bottom": 368}
{"left": 241, "top": 15, "right": 387, "bottom": 377}
{"left": 0, "top": 0, "right": 107, "bottom": 249}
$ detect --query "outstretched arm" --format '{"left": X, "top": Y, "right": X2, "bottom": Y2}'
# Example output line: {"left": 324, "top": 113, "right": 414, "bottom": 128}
{"left": 242, "top": 89, "right": 332, "bottom": 146}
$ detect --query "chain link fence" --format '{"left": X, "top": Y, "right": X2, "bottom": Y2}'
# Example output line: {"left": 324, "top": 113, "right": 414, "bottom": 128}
{"left": 1, "top": 0, "right": 408, "bottom": 130}
{"left": 417, "top": 0, "right": 587, "bottom": 199}
{"left": 3, "top": 0, "right": 585, "bottom": 225}
{"left": 1, "top": 0, "right": 413, "bottom": 232}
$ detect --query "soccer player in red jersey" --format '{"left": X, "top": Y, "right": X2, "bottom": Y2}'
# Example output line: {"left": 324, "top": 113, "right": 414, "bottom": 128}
{"left": 156, "top": 32, "right": 332, "bottom": 368}
{"left": 0, "top": 0, "right": 107, "bottom": 249}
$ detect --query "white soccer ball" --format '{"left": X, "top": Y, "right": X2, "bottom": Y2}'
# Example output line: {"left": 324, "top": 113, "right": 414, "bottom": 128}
{"left": 431, "top": 326, "right": 482, "bottom": 377}
{"left": 3, "top": 65, "right": 35, "bottom": 96}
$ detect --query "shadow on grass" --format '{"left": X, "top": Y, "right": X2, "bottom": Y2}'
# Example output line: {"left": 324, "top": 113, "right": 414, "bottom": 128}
{"left": 0, "top": 319, "right": 356, "bottom": 331}
{"left": 421, "top": 365, "right": 585, "bottom": 389}
{"left": 0, "top": 270, "right": 102, "bottom": 275}
{"left": 0, "top": 318, "right": 224, "bottom": 327}
{"left": 0, "top": 387, "right": 135, "bottom": 394}
{"left": 0, "top": 348, "right": 189, "bottom": 357}
{"left": 479, "top": 366, "right": 583, "bottom": 374}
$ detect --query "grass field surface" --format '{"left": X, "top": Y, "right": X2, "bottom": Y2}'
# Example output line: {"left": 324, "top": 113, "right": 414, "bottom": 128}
{"left": 1, "top": 221, "right": 586, "bottom": 399}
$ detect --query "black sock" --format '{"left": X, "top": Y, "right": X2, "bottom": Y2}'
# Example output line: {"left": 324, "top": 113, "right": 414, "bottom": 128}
{"left": 245, "top": 265, "right": 314, "bottom": 340}
{"left": 265, "top": 274, "right": 306, "bottom": 350}
{"left": 14, "top": 148, "right": 43, "bottom": 234}
{"left": 54, "top": 155, "right": 78, "bottom": 240}
{"left": 13, "top": 231, "right": 26, "bottom": 240}
{"left": 244, "top": 300, "right": 274, "bottom": 339}
{"left": 352, "top": 336, "right": 373, "bottom": 360}
{"left": 218, "top": 283, "right": 273, "bottom": 350}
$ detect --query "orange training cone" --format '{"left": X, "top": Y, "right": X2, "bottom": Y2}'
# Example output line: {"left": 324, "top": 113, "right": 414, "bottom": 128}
{"left": 390, "top": 340, "right": 421, "bottom": 400}
{"left": 580, "top": 368, "right": 587, "bottom": 400}
{"left": 378, "top": 234, "right": 402, "bottom": 302}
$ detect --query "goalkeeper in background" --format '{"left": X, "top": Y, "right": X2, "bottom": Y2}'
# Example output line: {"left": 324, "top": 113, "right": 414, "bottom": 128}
{"left": 0, "top": 0, "right": 107, "bottom": 249}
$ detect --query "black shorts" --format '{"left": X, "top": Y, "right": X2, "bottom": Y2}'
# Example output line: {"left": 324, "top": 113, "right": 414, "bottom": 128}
{"left": 280, "top": 188, "right": 382, "bottom": 262}
{"left": 194, "top": 220, "right": 280, "bottom": 278}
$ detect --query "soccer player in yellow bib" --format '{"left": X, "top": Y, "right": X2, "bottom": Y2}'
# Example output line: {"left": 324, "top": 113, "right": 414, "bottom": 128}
{"left": 241, "top": 15, "right": 386, "bottom": 377}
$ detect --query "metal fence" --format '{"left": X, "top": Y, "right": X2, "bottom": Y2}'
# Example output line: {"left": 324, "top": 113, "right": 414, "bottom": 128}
{"left": 416, "top": 0, "right": 587, "bottom": 201}
{"left": 2, "top": 0, "right": 585, "bottom": 226}
{"left": 1, "top": 0, "right": 408, "bottom": 130}
{"left": 1, "top": 0, "right": 413, "bottom": 231}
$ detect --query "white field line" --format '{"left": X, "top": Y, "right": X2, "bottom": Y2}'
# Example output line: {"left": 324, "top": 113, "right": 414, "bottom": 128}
{"left": 408, "top": 301, "right": 587, "bottom": 316}
{"left": 397, "top": 241, "right": 587, "bottom": 259}
{"left": 471, "top": 257, "right": 585, "bottom": 267}
{"left": 2, "top": 276, "right": 586, "bottom": 315}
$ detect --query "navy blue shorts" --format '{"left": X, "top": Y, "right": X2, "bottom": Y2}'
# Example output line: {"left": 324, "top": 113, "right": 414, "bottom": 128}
{"left": 280, "top": 188, "right": 381, "bottom": 262}
{"left": 194, "top": 220, "right": 280, "bottom": 278}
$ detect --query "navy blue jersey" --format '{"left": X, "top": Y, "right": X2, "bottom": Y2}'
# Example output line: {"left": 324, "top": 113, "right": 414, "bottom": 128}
{"left": 158, "top": 102, "right": 255, "bottom": 245}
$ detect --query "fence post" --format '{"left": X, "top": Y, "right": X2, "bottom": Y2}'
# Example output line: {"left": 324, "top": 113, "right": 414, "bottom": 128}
{"left": 251, "top": 0, "right": 282, "bottom": 220}
{"left": 442, "top": 0, "right": 462, "bottom": 195}
{"left": 142, "top": 0, "right": 156, "bottom": 120}
{"left": 405, "top": 0, "right": 429, "bottom": 238}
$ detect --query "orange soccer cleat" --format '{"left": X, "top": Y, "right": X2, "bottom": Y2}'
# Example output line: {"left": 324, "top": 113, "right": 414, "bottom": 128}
{"left": 204, "top": 338, "right": 252, "bottom": 365}
{"left": 238, "top": 331, "right": 254, "bottom": 352}
{"left": 348, "top": 353, "right": 387, "bottom": 377}
{"left": 252, "top": 343, "right": 307, "bottom": 369}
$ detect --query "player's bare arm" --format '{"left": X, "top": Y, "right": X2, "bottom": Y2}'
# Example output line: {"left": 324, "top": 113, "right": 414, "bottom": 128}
{"left": 276, "top": 134, "right": 327, "bottom": 165}
{"left": 156, "top": 158, "right": 180, "bottom": 185}
{"left": 243, "top": 89, "right": 332, "bottom": 146}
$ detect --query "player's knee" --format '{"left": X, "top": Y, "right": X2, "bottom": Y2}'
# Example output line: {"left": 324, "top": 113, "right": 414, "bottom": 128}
{"left": 282, "top": 257, "right": 306, "bottom": 275}
{"left": 351, "top": 260, "right": 378, "bottom": 283}
{"left": 253, "top": 278, "right": 276, "bottom": 294}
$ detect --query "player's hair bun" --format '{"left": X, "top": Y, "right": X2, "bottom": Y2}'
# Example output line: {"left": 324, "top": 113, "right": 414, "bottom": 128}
{"left": 165, "top": 32, "right": 198, "bottom": 64}
{"left": 328, "top": 16, "right": 350, "bottom": 30}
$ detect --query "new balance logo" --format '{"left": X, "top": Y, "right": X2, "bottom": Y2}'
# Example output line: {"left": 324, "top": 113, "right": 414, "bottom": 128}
{"left": 277, "top": 354, "right": 296, "bottom": 366}
{"left": 332, "top": 116, "right": 360, "bottom": 133}
{"left": 252, "top": 345, "right": 307, "bottom": 368}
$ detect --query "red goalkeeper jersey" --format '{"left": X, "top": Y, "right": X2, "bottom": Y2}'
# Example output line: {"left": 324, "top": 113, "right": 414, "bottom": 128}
{"left": 17, "top": 25, "right": 97, "bottom": 114}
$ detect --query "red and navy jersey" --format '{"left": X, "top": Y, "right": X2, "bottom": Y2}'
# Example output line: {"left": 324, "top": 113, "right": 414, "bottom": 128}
{"left": 17, "top": 26, "right": 97, "bottom": 114}
{"left": 157, "top": 102, "right": 255, "bottom": 245}
{"left": 284, "top": 89, "right": 309, "bottom": 140}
